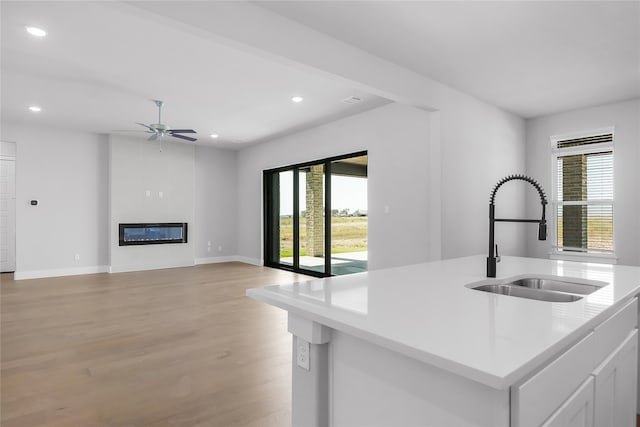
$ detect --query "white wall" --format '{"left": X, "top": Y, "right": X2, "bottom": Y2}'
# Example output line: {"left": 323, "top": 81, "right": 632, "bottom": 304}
{"left": 1, "top": 123, "right": 109, "bottom": 279}
{"left": 238, "top": 103, "right": 432, "bottom": 270}
{"left": 237, "top": 101, "right": 525, "bottom": 270}
{"left": 525, "top": 99, "right": 640, "bottom": 266}
{"left": 439, "top": 90, "right": 527, "bottom": 260}
{"left": 1, "top": 122, "right": 239, "bottom": 278}
{"left": 109, "top": 135, "right": 195, "bottom": 273}
{"left": 194, "top": 145, "right": 238, "bottom": 262}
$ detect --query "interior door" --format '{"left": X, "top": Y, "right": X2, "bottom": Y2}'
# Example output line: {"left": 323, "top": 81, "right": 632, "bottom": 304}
{"left": 1, "top": 156, "right": 16, "bottom": 272}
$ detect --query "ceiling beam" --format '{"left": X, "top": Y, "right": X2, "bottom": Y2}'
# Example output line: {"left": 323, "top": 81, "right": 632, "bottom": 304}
{"left": 122, "top": 1, "right": 449, "bottom": 112}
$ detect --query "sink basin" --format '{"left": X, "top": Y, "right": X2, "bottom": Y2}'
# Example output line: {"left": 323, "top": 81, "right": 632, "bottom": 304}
{"left": 467, "top": 275, "right": 608, "bottom": 303}
{"left": 473, "top": 284, "right": 583, "bottom": 302}
{"left": 505, "top": 277, "right": 603, "bottom": 295}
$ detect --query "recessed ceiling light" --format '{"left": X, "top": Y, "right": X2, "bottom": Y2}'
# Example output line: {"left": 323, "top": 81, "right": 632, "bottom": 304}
{"left": 210, "top": 134, "right": 219, "bottom": 139}
{"left": 291, "top": 96, "right": 303, "bottom": 103}
{"left": 28, "top": 106, "right": 42, "bottom": 112}
{"left": 25, "top": 26, "right": 47, "bottom": 37}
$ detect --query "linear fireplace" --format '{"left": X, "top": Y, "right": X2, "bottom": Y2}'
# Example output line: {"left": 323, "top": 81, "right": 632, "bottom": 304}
{"left": 118, "top": 223, "right": 188, "bottom": 246}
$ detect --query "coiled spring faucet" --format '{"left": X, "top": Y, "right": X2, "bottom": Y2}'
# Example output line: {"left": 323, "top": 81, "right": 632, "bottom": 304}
{"left": 488, "top": 174, "right": 547, "bottom": 277}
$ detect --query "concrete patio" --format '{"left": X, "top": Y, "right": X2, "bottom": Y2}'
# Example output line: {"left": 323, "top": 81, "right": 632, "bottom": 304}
{"left": 280, "top": 251, "right": 368, "bottom": 275}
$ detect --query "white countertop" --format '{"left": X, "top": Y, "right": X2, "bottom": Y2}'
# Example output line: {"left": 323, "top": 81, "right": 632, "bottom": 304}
{"left": 247, "top": 255, "right": 640, "bottom": 389}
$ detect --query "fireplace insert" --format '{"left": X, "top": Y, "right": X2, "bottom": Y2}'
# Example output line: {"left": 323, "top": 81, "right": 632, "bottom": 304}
{"left": 118, "top": 223, "right": 188, "bottom": 246}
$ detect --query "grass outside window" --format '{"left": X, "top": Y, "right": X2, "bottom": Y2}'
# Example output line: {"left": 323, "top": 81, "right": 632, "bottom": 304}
{"left": 280, "top": 216, "right": 367, "bottom": 258}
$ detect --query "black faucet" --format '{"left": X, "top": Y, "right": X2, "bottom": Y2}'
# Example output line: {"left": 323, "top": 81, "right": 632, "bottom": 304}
{"left": 487, "top": 174, "right": 547, "bottom": 277}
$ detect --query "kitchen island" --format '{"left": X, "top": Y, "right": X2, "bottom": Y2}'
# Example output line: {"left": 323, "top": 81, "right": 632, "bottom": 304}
{"left": 247, "top": 255, "right": 640, "bottom": 426}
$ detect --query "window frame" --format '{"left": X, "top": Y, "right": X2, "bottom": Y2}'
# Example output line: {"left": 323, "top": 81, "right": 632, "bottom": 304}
{"left": 549, "top": 127, "right": 617, "bottom": 264}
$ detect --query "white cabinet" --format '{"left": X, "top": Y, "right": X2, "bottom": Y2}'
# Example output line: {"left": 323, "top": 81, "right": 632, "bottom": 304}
{"left": 541, "top": 377, "right": 594, "bottom": 427}
{"left": 512, "top": 297, "right": 638, "bottom": 427}
{"left": 593, "top": 329, "right": 638, "bottom": 427}
{"left": 512, "top": 333, "right": 595, "bottom": 427}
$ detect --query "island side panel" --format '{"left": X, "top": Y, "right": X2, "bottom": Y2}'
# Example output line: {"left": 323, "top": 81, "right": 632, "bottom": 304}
{"left": 329, "top": 330, "right": 510, "bottom": 427}
{"left": 289, "top": 314, "right": 332, "bottom": 427}
{"left": 292, "top": 339, "right": 330, "bottom": 427}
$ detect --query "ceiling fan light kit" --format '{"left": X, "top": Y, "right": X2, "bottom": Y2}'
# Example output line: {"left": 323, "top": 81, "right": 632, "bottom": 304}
{"left": 136, "top": 100, "right": 198, "bottom": 142}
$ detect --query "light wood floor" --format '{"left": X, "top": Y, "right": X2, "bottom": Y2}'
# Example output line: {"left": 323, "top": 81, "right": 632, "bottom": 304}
{"left": 1, "top": 263, "right": 307, "bottom": 427}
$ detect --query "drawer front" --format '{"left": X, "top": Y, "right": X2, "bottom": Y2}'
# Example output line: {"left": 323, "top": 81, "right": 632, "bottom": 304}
{"left": 592, "top": 297, "right": 638, "bottom": 367}
{"left": 512, "top": 333, "right": 595, "bottom": 427}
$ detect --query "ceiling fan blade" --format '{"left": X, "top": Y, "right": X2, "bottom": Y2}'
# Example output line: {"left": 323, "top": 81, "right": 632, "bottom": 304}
{"left": 168, "top": 129, "right": 196, "bottom": 134}
{"left": 136, "top": 122, "right": 154, "bottom": 131}
{"left": 148, "top": 133, "right": 159, "bottom": 141}
{"left": 171, "top": 133, "right": 197, "bottom": 142}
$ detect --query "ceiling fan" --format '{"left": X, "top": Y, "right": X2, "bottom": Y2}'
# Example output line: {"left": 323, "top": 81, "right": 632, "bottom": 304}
{"left": 136, "top": 100, "right": 197, "bottom": 142}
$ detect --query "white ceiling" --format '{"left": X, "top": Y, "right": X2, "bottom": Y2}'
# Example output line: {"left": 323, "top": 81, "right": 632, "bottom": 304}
{"left": 0, "top": 1, "right": 388, "bottom": 148}
{"left": 2, "top": 1, "right": 638, "bottom": 149}
{"left": 259, "top": 1, "right": 640, "bottom": 119}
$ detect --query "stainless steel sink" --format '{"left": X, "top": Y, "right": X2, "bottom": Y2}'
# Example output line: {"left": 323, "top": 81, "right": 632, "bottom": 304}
{"left": 467, "top": 275, "right": 608, "bottom": 303}
{"left": 505, "top": 277, "right": 603, "bottom": 295}
{"left": 472, "top": 284, "right": 583, "bottom": 302}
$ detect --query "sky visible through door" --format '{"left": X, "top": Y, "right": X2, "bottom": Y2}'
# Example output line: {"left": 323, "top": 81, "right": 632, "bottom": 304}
{"left": 278, "top": 173, "right": 367, "bottom": 216}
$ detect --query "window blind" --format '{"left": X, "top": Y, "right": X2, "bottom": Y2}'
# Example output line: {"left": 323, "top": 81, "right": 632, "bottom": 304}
{"left": 556, "top": 133, "right": 613, "bottom": 149}
{"left": 554, "top": 133, "right": 613, "bottom": 254}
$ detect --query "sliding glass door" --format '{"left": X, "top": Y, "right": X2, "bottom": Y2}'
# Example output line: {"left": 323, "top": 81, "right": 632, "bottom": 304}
{"left": 298, "top": 164, "right": 326, "bottom": 273}
{"left": 264, "top": 151, "right": 367, "bottom": 277}
{"left": 329, "top": 156, "right": 368, "bottom": 275}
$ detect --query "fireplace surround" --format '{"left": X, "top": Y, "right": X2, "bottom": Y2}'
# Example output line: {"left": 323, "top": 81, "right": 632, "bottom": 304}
{"left": 118, "top": 223, "right": 188, "bottom": 246}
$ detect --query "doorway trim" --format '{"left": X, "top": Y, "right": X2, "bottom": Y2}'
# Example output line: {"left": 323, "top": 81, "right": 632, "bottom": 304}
{"left": 1, "top": 141, "right": 17, "bottom": 273}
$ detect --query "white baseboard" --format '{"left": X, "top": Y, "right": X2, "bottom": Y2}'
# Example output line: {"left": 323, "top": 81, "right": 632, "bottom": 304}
{"left": 14, "top": 265, "right": 110, "bottom": 281}
{"left": 196, "top": 256, "right": 263, "bottom": 266}
{"left": 194, "top": 256, "right": 237, "bottom": 265}
{"left": 109, "top": 261, "right": 194, "bottom": 274}
{"left": 12, "top": 256, "right": 266, "bottom": 280}
{"left": 233, "top": 256, "right": 263, "bottom": 266}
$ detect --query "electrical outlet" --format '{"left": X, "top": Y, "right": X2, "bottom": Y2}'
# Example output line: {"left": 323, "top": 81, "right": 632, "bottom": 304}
{"left": 296, "top": 337, "right": 310, "bottom": 371}
{"left": 74, "top": 254, "right": 80, "bottom": 261}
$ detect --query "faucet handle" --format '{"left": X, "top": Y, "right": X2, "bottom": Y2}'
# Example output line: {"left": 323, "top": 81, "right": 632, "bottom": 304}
{"left": 495, "top": 244, "right": 501, "bottom": 263}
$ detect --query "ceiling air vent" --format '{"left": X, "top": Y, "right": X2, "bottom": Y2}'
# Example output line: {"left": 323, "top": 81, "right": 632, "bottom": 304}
{"left": 341, "top": 96, "right": 363, "bottom": 105}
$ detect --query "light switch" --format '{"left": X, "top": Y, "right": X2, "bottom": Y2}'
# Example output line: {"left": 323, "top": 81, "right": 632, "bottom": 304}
{"left": 158, "top": 191, "right": 163, "bottom": 199}
{"left": 145, "top": 190, "right": 151, "bottom": 198}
